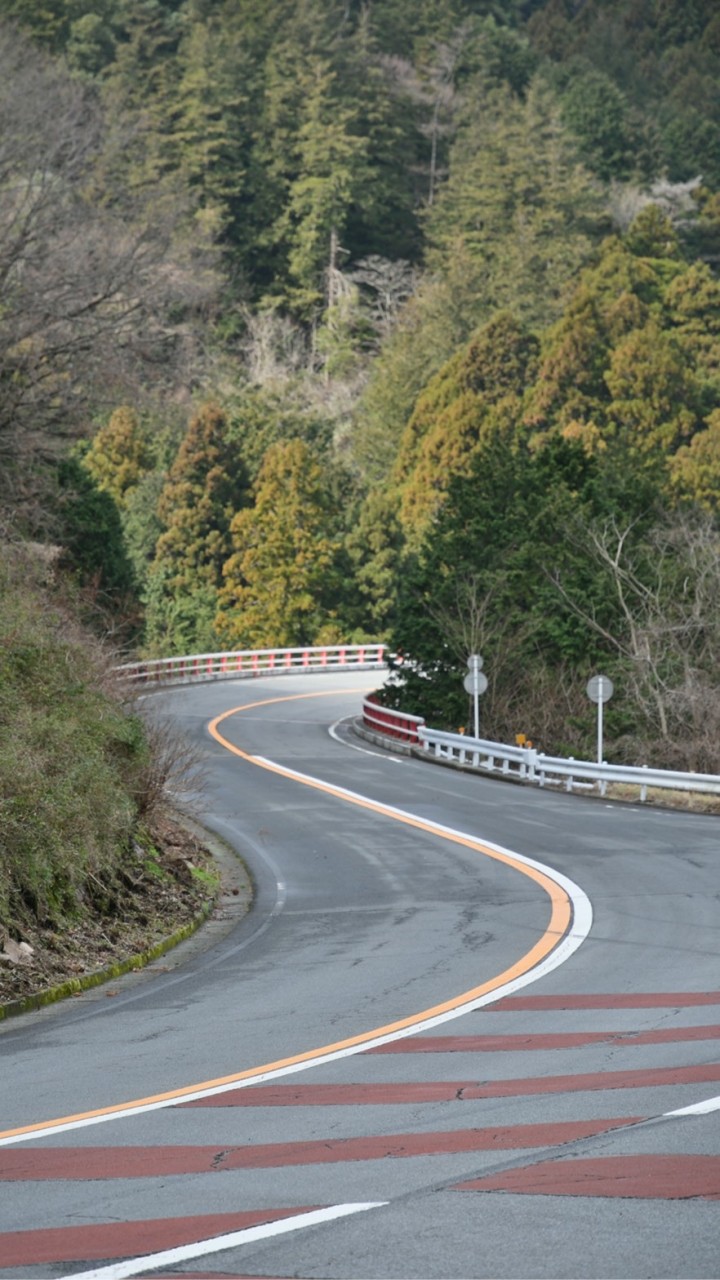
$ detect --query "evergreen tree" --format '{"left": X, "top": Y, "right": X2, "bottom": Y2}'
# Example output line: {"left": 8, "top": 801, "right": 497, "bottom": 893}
{"left": 82, "top": 406, "right": 151, "bottom": 509}
{"left": 392, "top": 312, "right": 539, "bottom": 544}
{"left": 384, "top": 432, "right": 613, "bottom": 736}
{"left": 224, "top": 385, "right": 334, "bottom": 481}
{"left": 345, "top": 487, "right": 405, "bottom": 637}
{"left": 670, "top": 410, "right": 720, "bottom": 512}
{"left": 426, "top": 77, "right": 608, "bottom": 331}
{"left": 271, "top": 58, "right": 370, "bottom": 312}
{"left": 665, "top": 261, "right": 720, "bottom": 409}
{"left": 145, "top": 402, "right": 248, "bottom": 652}
{"left": 524, "top": 224, "right": 719, "bottom": 481}
{"left": 335, "top": 10, "right": 422, "bottom": 263}
{"left": 558, "top": 66, "right": 639, "bottom": 181}
{"left": 350, "top": 243, "right": 486, "bottom": 485}
{"left": 121, "top": 469, "right": 166, "bottom": 589}
{"left": 248, "top": 3, "right": 344, "bottom": 294}
{"left": 66, "top": 11, "right": 118, "bottom": 77}
{"left": 98, "top": 2, "right": 186, "bottom": 195}
{"left": 526, "top": 232, "right": 671, "bottom": 431}
{"left": 168, "top": 16, "right": 250, "bottom": 239}
{"left": 0, "top": 0, "right": 90, "bottom": 52}
{"left": 604, "top": 321, "right": 700, "bottom": 460}
{"left": 526, "top": 0, "right": 720, "bottom": 188}
{"left": 216, "top": 438, "right": 339, "bottom": 647}
{"left": 57, "top": 454, "right": 136, "bottom": 600}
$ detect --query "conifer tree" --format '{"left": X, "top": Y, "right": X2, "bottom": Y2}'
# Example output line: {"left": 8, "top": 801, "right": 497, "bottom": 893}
{"left": 57, "top": 454, "right": 136, "bottom": 601}
{"left": 216, "top": 439, "right": 338, "bottom": 648}
{"left": 384, "top": 432, "right": 610, "bottom": 737}
{"left": 98, "top": 2, "right": 185, "bottom": 194}
{"left": 169, "top": 15, "right": 250, "bottom": 240}
{"left": 145, "top": 402, "right": 248, "bottom": 652}
{"left": 604, "top": 322, "right": 700, "bottom": 459}
{"left": 426, "top": 78, "right": 607, "bottom": 331}
{"left": 670, "top": 410, "right": 720, "bottom": 511}
{"left": 558, "top": 68, "right": 638, "bottom": 181}
{"left": 392, "top": 313, "right": 539, "bottom": 544}
{"left": 273, "top": 58, "right": 370, "bottom": 311}
{"left": 351, "top": 243, "right": 485, "bottom": 485}
{"left": 345, "top": 487, "right": 406, "bottom": 637}
{"left": 83, "top": 406, "right": 151, "bottom": 509}
{"left": 335, "top": 9, "right": 421, "bottom": 263}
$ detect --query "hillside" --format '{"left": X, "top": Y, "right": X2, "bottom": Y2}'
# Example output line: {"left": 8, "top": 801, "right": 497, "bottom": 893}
{"left": 0, "top": 0, "right": 718, "bottom": 992}
{"left": 0, "top": 547, "right": 221, "bottom": 1012}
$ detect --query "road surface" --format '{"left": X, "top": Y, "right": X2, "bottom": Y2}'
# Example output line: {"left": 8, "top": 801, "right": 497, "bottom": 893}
{"left": 1, "top": 671, "right": 718, "bottom": 1278}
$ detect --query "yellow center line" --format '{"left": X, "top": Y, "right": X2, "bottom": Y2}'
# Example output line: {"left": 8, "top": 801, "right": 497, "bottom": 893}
{"left": 0, "top": 688, "right": 576, "bottom": 1144}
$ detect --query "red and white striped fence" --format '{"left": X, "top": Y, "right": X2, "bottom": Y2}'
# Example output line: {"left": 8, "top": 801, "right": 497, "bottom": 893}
{"left": 361, "top": 693, "right": 425, "bottom": 744}
{"left": 117, "top": 644, "right": 386, "bottom": 684}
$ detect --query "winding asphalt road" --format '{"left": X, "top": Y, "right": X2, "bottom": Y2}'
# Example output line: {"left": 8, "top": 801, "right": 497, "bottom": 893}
{"left": 1, "top": 671, "right": 719, "bottom": 1279}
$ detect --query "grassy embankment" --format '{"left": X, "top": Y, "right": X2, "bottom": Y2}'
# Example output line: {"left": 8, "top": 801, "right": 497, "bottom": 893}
{"left": 0, "top": 548, "right": 220, "bottom": 1010}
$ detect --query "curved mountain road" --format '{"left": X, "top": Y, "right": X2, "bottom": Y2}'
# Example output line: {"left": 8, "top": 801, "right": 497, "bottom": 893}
{"left": 0, "top": 671, "right": 718, "bottom": 1279}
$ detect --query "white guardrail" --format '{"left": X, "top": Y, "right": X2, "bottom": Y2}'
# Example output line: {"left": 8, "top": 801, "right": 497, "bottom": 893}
{"left": 117, "top": 643, "right": 387, "bottom": 684}
{"left": 115, "top": 651, "right": 720, "bottom": 801}
{"left": 361, "top": 697, "right": 720, "bottom": 801}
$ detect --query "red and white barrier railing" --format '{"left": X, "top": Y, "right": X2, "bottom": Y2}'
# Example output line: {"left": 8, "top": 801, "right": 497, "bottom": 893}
{"left": 117, "top": 644, "right": 386, "bottom": 684}
{"left": 362, "top": 693, "right": 425, "bottom": 743}
{"left": 363, "top": 704, "right": 720, "bottom": 801}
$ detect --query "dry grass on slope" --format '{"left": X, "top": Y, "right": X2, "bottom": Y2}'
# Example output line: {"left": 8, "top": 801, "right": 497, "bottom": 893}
{"left": 0, "top": 545, "right": 221, "bottom": 1012}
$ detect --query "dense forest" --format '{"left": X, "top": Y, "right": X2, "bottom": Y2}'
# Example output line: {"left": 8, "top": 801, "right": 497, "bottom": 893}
{"left": 2, "top": 0, "right": 720, "bottom": 774}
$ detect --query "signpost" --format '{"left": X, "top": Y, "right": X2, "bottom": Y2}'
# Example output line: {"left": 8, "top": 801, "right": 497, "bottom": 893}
{"left": 586, "top": 673, "right": 614, "bottom": 764}
{"left": 463, "top": 654, "right": 487, "bottom": 739}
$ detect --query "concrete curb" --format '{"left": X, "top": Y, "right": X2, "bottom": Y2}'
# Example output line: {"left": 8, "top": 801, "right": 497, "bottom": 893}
{"left": 351, "top": 718, "right": 526, "bottom": 780}
{"left": 350, "top": 718, "right": 416, "bottom": 756}
{"left": 0, "top": 905, "right": 215, "bottom": 1022}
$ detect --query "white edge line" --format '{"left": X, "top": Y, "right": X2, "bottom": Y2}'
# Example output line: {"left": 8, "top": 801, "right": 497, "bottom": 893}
{"left": 328, "top": 717, "right": 406, "bottom": 762}
{"left": 665, "top": 1094, "right": 720, "bottom": 1116}
{"left": 1, "top": 761, "right": 593, "bottom": 1147}
{"left": 65, "top": 1201, "right": 387, "bottom": 1280}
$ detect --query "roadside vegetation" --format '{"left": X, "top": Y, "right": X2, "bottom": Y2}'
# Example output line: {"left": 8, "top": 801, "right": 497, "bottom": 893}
{"left": 0, "top": 547, "right": 218, "bottom": 1008}
{"left": 1, "top": 0, "right": 718, "bottom": 1001}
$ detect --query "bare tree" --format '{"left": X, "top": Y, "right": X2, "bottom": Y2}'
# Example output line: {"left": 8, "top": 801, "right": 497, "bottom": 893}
{"left": 421, "top": 29, "right": 469, "bottom": 207}
{"left": 0, "top": 24, "right": 218, "bottom": 513}
{"left": 608, "top": 176, "right": 702, "bottom": 234}
{"left": 347, "top": 255, "right": 419, "bottom": 343}
{"left": 550, "top": 509, "right": 720, "bottom": 770}
{"left": 240, "top": 308, "right": 315, "bottom": 386}
{"left": 380, "top": 23, "right": 468, "bottom": 209}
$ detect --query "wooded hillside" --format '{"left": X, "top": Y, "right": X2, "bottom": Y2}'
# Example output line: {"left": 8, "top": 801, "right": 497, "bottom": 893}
{"left": 2, "top": 0, "right": 720, "bottom": 771}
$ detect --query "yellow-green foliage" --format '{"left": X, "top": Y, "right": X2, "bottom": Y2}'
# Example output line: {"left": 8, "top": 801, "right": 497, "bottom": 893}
{"left": 670, "top": 410, "right": 720, "bottom": 511}
{"left": 83, "top": 406, "right": 151, "bottom": 509}
{"left": 519, "top": 231, "right": 715, "bottom": 476}
{"left": 216, "top": 439, "right": 337, "bottom": 648}
{"left": 0, "top": 551, "right": 149, "bottom": 931}
{"left": 392, "top": 312, "right": 539, "bottom": 545}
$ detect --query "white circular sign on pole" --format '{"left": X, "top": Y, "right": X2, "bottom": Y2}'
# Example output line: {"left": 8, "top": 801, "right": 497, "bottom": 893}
{"left": 586, "top": 674, "right": 614, "bottom": 703}
{"left": 586, "top": 674, "right": 614, "bottom": 764}
{"left": 463, "top": 670, "right": 488, "bottom": 697}
{"left": 464, "top": 665, "right": 487, "bottom": 740}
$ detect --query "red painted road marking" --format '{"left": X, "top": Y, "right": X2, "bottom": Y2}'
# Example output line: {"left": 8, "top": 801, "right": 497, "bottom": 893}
{"left": 180, "top": 1062, "right": 720, "bottom": 1108}
{"left": 456, "top": 1155, "right": 720, "bottom": 1199}
{"left": 0, "top": 1208, "right": 315, "bottom": 1269}
{"left": 493, "top": 992, "right": 720, "bottom": 1010}
{"left": 181, "top": 1082, "right": 474, "bottom": 1107}
{"left": 0, "top": 1120, "right": 640, "bottom": 1181}
{"left": 369, "top": 1025, "right": 720, "bottom": 1053}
